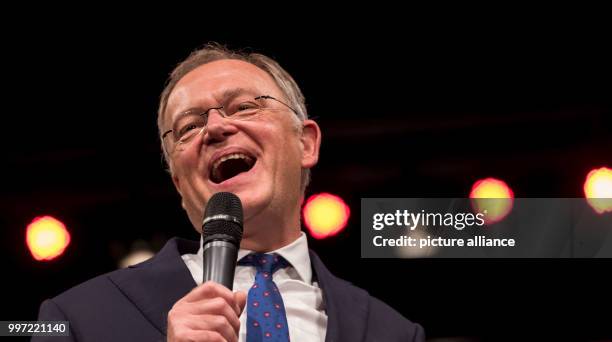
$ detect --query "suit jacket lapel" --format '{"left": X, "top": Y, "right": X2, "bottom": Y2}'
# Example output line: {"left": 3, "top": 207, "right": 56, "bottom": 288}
{"left": 108, "top": 237, "right": 198, "bottom": 336}
{"left": 309, "top": 250, "right": 369, "bottom": 342}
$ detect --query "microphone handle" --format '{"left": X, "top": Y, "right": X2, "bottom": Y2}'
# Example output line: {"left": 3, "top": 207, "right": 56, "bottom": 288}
{"left": 202, "top": 240, "right": 238, "bottom": 289}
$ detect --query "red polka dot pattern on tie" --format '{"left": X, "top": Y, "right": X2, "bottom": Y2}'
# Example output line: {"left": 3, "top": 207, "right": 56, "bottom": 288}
{"left": 238, "top": 253, "right": 290, "bottom": 341}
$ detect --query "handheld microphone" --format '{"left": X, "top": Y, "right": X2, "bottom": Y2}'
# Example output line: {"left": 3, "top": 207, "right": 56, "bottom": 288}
{"left": 201, "top": 192, "right": 243, "bottom": 289}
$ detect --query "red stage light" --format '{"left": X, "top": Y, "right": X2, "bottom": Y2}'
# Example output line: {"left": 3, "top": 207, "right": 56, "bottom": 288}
{"left": 26, "top": 216, "right": 71, "bottom": 261}
{"left": 303, "top": 193, "right": 350, "bottom": 239}
{"left": 584, "top": 167, "right": 612, "bottom": 214}
{"left": 469, "top": 178, "right": 514, "bottom": 224}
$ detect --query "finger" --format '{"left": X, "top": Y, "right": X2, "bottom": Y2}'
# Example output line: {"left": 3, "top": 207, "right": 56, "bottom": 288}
{"left": 184, "top": 281, "right": 237, "bottom": 308}
{"left": 234, "top": 291, "right": 247, "bottom": 316}
{"left": 189, "top": 329, "right": 227, "bottom": 342}
{"left": 185, "top": 314, "right": 237, "bottom": 342}
{"left": 167, "top": 316, "right": 224, "bottom": 342}
{"left": 184, "top": 297, "right": 241, "bottom": 333}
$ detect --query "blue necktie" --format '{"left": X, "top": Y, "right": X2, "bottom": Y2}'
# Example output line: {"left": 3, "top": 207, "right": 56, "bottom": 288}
{"left": 238, "top": 253, "right": 290, "bottom": 342}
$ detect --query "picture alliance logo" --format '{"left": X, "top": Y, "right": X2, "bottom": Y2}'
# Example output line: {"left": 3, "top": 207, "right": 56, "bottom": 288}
{"left": 372, "top": 210, "right": 487, "bottom": 231}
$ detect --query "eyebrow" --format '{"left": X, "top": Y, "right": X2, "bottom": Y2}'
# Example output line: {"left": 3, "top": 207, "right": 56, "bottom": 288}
{"left": 170, "top": 87, "right": 258, "bottom": 123}
{"left": 219, "top": 87, "right": 255, "bottom": 102}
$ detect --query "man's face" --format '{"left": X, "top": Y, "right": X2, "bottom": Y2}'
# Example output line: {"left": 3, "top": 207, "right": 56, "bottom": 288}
{"left": 163, "top": 59, "right": 320, "bottom": 235}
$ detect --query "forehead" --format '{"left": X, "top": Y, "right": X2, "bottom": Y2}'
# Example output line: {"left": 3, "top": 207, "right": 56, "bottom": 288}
{"left": 165, "top": 59, "right": 281, "bottom": 120}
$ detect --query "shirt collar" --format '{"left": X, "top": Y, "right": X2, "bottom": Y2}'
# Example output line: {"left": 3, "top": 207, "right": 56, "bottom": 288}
{"left": 196, "top": 232, "right": 312, "bottom": 284}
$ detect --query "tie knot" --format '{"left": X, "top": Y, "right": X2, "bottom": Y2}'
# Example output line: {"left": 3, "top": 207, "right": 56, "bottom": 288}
{"left": 239, "top": 253, "right": 288, "bottom": 274}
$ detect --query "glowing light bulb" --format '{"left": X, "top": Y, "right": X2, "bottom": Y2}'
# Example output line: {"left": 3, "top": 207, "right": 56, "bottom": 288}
{"left": 26, "top": 216, "right": 71, "bottom": 261}
{"left": 303, "top": 193, "right": 350, "bottom": 239}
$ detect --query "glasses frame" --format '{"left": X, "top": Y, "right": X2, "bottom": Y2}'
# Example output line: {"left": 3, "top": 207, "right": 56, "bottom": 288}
{"left": 161, "top": 95, "right": 299, "bottom": 154}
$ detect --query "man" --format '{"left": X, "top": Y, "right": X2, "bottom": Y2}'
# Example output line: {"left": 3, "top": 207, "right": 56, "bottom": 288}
{"left": 36, "top": 43, "right": 425, "bottom": 341}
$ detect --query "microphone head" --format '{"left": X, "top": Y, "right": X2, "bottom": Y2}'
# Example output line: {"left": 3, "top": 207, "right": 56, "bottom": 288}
{"left": 202, "top": 192, "right": 243, "bottom": 246}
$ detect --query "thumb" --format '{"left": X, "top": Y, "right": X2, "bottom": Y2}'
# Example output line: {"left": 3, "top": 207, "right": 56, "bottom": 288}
{"left": 234, "top": 291, "right": 247, "bottom": 315}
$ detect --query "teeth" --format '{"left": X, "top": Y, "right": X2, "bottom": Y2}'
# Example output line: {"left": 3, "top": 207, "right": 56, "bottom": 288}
{"left": 211, "top": 153, "right": 254, "bottom": 180}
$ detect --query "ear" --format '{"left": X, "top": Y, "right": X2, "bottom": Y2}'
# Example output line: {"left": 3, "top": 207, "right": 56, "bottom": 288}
{"left": 300, "top": 119, "right": 321, "bottom": 169}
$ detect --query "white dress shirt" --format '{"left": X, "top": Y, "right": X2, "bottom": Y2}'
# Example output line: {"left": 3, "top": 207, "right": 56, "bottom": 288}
{"left": 182, "top": 232, "right": 328, "bottom": 341}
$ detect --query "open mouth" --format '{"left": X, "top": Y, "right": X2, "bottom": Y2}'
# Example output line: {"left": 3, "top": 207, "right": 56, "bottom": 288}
{"left": 210, "top": 152, "right": 256, "bottom": 184}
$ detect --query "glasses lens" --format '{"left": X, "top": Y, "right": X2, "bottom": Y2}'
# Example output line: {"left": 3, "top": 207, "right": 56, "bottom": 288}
{"left": 226, "top": 97, "right": 265, "bottom": 120}
{"left": 164, "top": 96, "right": 274, "bottom": 154}
{"left": 175, "top": 113, "right": 207, "bottom": 139}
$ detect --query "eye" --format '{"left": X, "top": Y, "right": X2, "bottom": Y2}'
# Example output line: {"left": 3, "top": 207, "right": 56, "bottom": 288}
{"left": 176, "top": 114, "right": 206, "bottom": 138}
{"left": 230, "top": 101, "right": 260, "bottom": 116}
{"left": 238, "top": 102, "right": 258, "bottom": 110}
{"left": 178, "top": 124, "right": 198, "bottom": 136}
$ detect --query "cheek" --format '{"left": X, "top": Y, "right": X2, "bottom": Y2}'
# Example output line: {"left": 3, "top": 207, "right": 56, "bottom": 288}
{"left": 172, "top": 147, "right": 202, "bottom": 178}
{"left": 170, "top": 149, "right": 208, "bottom": 208}
{"left": 266, "top": 130, "right": 303, "bottom": 183}
{"left": 260, "top": 126, "right": 301, "bottom": 167}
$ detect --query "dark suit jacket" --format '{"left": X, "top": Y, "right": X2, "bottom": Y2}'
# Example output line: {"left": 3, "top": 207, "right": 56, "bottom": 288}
{"left": 35, "top": 237, "right": 424, "bottom": 341}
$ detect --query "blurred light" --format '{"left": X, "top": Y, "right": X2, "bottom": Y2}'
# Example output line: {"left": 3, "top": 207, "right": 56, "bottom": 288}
{"left": 584, "top": 167, "right": 612, "bottom": 214}
{"left": 469, "top": 178, "right": 514, "bottom": 224}
{"left": 119, "top": 250, "right": 155, "bottom": 268}
{"left": 394, "top": 227, "right": 440, "bottom": 258}
{"left": 26, "top": 216, "right": 71, "bottom": 261}
{"left": 303, "top": 193, "right": 350, "bottom": 239}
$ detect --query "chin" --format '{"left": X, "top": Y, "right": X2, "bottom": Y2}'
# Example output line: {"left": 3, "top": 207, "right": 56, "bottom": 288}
{"left": 235, "top": 188, "right": 273, "bottom": 221}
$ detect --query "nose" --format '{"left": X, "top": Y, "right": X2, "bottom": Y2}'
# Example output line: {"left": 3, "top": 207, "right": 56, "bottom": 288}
{"left": 203, "top": 108, "right": 239, "bottom": 145}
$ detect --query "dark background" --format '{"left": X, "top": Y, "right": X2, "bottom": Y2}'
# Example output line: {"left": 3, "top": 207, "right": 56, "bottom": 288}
{"left": 2, "top": 13, "right": 611, "bottom": 341}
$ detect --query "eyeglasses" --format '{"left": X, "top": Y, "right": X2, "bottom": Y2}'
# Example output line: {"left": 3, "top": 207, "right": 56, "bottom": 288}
{"left": 162, "top": 95, "right": 299, "bottom": 154}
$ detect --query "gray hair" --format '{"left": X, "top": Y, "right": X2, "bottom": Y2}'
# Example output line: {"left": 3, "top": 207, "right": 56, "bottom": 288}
{"left": 157, "top": 42, "right": 311, "bottom": 192}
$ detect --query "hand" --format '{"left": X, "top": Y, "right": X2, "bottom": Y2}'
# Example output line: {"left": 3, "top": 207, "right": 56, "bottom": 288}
{"left": 167, "top": 281, "right": 247, "bottom": 342}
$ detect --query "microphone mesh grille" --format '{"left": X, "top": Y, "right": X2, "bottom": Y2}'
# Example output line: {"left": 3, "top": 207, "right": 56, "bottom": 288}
{"left": 202, "top": 192, "right": 243, "bottom": 244}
